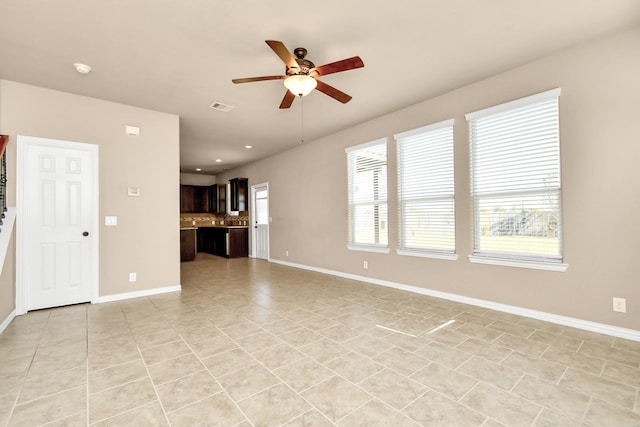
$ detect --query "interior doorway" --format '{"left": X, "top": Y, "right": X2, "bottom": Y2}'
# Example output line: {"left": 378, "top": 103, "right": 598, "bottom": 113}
{"left": 17, "top": 135, "right": 99, "bottom": 314}
{"left": 251, "top": 183, "right": 269, "bottom": 260}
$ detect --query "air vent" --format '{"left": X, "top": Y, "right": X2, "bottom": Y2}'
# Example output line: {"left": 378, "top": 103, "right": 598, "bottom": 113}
{"left": 209, "top": 101, "right": 234, "bottom": 112}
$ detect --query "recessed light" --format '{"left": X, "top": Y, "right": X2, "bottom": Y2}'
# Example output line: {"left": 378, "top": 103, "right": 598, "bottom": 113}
{"left": 215, "top": 159, "right": 222, "bottom": 163}
{"left": 195, "top": 168, "right": 202, "bottom": 172}
{"left": 73, "top": 63, "right": 91, "bottom": 74}
{"left": 245, "top": 145, "right": 252, "bottom": 149}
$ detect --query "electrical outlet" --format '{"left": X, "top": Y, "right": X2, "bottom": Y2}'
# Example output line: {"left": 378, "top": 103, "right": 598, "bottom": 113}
{"left": 285, "top": 250, "right": 289, "bottom": 257}
{"left": 612, "top": 297, "right": 626, "bottom": 313}
{"left": 129, "top": 272, "right": 137, "bottom": 282}
{"left": 363, "top": 260, "right": 368, "bottom": 269}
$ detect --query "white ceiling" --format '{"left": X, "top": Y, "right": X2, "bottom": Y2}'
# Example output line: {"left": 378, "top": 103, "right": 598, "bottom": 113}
{"left": 1, "top": 1, "right": 639, "bottom": 175}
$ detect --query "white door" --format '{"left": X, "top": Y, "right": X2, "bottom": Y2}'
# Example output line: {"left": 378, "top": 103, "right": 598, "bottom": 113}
{"left": 252, "top": 183, "right": 269, "bottom": 260}
{"left": 18, "top": 136, "right": 98, "bottom": 312}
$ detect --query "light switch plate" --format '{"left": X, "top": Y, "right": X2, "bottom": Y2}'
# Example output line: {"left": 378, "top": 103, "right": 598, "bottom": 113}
{"left": 105, "top": 216, "right": 118, "bottom": 226}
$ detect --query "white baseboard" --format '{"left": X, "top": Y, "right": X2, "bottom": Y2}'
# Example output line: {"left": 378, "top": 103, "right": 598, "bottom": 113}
{"left": 0, "top": 309, "right": 16, "bottom": 334}
{"left": 95, "top": 284, "right": 181, "bottom": 304}
{"left": 270, "top": 259, "right": 640, "bottom": 342}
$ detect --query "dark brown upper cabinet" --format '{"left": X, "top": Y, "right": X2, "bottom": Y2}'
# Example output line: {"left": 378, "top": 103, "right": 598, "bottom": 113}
{"left": 180, "top": 184, "right": 218, "bottom": 213}
{"left": 229, "top": 178, "right": 248, "bottom": 212}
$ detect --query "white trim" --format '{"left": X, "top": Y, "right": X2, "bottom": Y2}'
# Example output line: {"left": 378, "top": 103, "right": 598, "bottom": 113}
{"left": 96, "top": 284, "right": 181, "bottom": 304}
{"left": 347, "top": 244, "right": 390, "bottom": 254}
{"left": 0, "top": 309, "right": 16, "bottom": 334}
{"left": 269, "top": 258, "right": 639, "bottom": 342}
{"left": 393, "top": 118, "right": 455, "bottom": 140}
{"left": 344, "top": 137, "right": 387, "bottom": 153}
{"left": 396, "top": 249, "right": 458, "bottom": 261}
{"left": 0, "top": 207, "right": 17, "bottom": 273}
{"left": 250, "top": 182, "right": 269, "bottom": 260}
{"left": 16, "top": 135, "right": 100, "bottom": 315}
{"left": 465, "top": 87, "right": 561, "bottom": 121}
{"left": 468, "top": 255, "right": 568, "bottom": 272}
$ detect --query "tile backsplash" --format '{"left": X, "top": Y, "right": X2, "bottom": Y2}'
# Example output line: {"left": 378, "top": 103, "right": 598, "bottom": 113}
{"left": 180, "top": 213, "right": 249, "bottom": 227}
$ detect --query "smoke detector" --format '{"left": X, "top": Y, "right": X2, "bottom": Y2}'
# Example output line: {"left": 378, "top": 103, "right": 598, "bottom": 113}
{"left": 73, "top": 63, "right": 91, "bottom": 74}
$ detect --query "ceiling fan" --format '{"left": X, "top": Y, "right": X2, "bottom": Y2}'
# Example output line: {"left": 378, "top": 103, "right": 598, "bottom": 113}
{"left": 232, "top": 40, "right": 364, "bottom": 109}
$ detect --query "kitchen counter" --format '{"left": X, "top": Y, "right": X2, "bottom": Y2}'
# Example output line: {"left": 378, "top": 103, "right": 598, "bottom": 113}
{"left": 181, "top": 225, "right": 248, "bottom": 230}
{"left": 201, "top": 225, "right": 249, "bottom": 229}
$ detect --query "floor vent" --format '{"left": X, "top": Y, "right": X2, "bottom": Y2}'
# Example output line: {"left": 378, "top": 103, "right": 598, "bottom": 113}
{"left": 209, "top": 101, "right": 235, "bottom": 112}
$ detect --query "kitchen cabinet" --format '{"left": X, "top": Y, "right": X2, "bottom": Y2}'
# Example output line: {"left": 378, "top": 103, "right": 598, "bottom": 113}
{"left": 227, "top": 228, "right": 249, "bottom": 258}
{"left": 180, "top": 185, "right": 217, "bottom": 213}
{"left": 217, "top": 184, "right": 227, "bottom": 213}
{"left": 229, "top": 178, "right": 248, "bottom": 212}
{"left": 196, "top": 226, "right": 248, "bottom": 258}
{"left": 196, "top": 227, "right": 214, "bottom": 253}
{"left": 180, "top": 228, "right": 196, "bottom": 262}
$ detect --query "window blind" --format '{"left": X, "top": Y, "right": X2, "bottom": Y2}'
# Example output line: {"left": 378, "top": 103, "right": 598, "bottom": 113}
{"left": 396, "top": 119, "right": 455, "bottom": 254}
{"left": 467, "top": 89, "right": 562, "bottom": 262}
{"left": 346, "top": 139, "right": 388, "bottom": 249}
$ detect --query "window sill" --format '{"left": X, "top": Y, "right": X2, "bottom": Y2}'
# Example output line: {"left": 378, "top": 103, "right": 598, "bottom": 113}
{"left": 397, "top": 249, "right": 458, "bottom": 261}
{"left": 468, "top": 255, "right": 568, "bottom": 272}
{"left": 347, "top": 244, "right": 390, "bottom": 254}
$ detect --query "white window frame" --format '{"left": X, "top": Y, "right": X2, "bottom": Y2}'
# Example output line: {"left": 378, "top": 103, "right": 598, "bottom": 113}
{"left": 395, "top": 119, "right": 457, "bottom": 260}
{"left": 346, "top": 138, "right": 389, "bottom": 253}
{"left": 466, "top": 88, "right": 568, "bottom": 272}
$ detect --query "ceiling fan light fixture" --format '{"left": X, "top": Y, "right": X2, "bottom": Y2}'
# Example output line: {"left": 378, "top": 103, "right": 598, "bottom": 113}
{"left": 284, "top": 74, "right": 317, "bottom": 97}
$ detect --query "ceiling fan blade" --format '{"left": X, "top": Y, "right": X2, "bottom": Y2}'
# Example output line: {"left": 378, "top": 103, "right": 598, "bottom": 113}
{"left": 315, "top": 80, "right": 352, "bottom": 104}
{"left": 266, "top": 40, "right": 299, "bottom": 71}
{"left": 314, "top": 56, "right": 364, "bottom": 76}
{"left": 279, "top": 90, "right": 296, "bottom": 109}
{"left": 232, "top": 75, "right": 284, "bottom": 84}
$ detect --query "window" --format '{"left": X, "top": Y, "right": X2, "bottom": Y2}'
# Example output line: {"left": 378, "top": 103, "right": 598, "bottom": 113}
{"left": 396, "top": 119, "right": 456, "bottom": 258}
{"left": 346, "top": 138, "right": 388, "bottom": 252}
{"left": 467, "top": 88, "right": 566, "bottom": 270}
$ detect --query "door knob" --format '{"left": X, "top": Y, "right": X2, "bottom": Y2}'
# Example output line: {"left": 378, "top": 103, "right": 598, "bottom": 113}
{"left": 82, "top": 231, "right": 89, "bottom": 237}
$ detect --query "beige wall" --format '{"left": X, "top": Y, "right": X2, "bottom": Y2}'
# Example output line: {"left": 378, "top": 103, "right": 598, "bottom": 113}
{"left": 0, "top": 80, "right": 180, "bottom": 299}
{"left": 218, "top": 26, "right": 640, "bottom": 330}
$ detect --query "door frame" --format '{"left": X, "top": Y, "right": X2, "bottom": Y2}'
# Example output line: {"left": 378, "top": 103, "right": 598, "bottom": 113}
{"left": 250, "top": 182, "right": 269, "bottom": 260}
{"left": 16, "top": 135, "right": 100, "bottom": 315}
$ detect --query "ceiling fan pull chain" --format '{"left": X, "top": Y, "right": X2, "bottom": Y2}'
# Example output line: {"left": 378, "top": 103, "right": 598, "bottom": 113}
{"left": 300, "top": 96, "right": 304, "bottom": 143}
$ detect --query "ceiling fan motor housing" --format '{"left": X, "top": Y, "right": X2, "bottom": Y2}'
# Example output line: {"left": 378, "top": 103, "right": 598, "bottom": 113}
{"left": 289, "top": 48, "right": 315, "bottom": 76}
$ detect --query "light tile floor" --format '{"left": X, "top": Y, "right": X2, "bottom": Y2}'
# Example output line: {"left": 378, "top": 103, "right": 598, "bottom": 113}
{"left": 1, "top": 254, "right": 639, "bottom": 426}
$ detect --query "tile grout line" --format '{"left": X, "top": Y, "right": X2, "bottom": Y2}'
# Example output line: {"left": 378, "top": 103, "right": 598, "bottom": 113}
{"left": 425, "top": 386, "right": 492, "bottom": 424}
{"left": 212, "top": 322, "right": 386, "bottom": 425}
{"left": 135, "top": 343, "right": 173, "bottom": 426}
{"left": 4, "top": 310, "right": 53, "bottom": 426}
{"left": 178, "top": 332, "right": 256, "bottom": 426}
{"left": 238, "top": 313, "right": 463, "bottom": 423}
{"left": 39, "top": 409, "right": 86, "bottom": 426}
{"left": 90, "top": 300, "right": 169, "bottom": 426}
{"left": 211, "top": 326, "right": 342, "bottom": 425}
{"left": 581, "top": 396, "right": 595, "bottom": 424}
